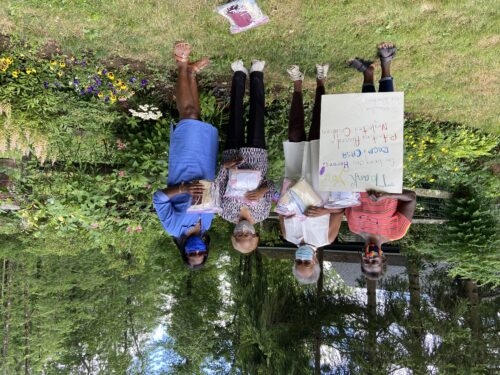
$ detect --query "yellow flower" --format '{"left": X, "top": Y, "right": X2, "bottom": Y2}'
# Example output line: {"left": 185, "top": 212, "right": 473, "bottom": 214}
{"left": 59, "top": 62, "right": 66, "bottom": 68}
{"left": 26, "top": 68, "right": 32, "bottom": 74}
{"left": 50, "top": 60, "right": 57, "bottom": 65}
{"left": 107, "top": 72, "right": 114, "bottom": 80}
{"left": 97, "top": 92, "right": 103, "bottom": 98}
{"left": 57, "top": 71, "right": 63, "bottom": 77}
{"left": 120, "top": 84, "right": 127, "bottom": 90}
{"left": 429, "top": 178, "right": 435, "bottom": 183}
{"left": 440, "top": 147, "right": 447, "bottom": 152}
{"left": 453, "top": 167, "right": 459, "bottom": 172}
{"left": 97, "top": 69, "right": 102, "bottom": 75}
{"left": 6, "top": 57, "right": 13, "bottom": 64}
{"left": 116, "top": 79, "right": 123, "bottom": 86}
{"left": 110, "top": 94, "right": 117, "bottom": 103}
{"left": 408, "top": 155, "right": 413, "bottom": 160}
{"left": 12, "top": 70, "right": 19, "bottom": 78}
{"left": 412, "top": 173, "right": 416, "bottom": 177}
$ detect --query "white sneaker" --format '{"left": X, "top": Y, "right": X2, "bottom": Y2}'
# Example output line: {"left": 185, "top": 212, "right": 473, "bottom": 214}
{"left": 231, "top": 60, "right": 248, "bottom": 76}
{"left": 316, "top": 63, "right": 329, "bottom": 80}
{"left": 250, "top": 59, "right": 266, "bottom": 73}
{"left": 287, "top": 65, "right": 304, "bottom": 81}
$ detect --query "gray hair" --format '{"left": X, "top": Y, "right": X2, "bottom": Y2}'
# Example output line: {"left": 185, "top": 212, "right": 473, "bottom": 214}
{"left": 292, "top": 263, "right": 321, "bottom": 285}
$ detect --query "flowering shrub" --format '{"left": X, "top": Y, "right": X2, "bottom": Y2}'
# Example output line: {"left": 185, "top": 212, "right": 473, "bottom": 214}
{"left": 403, "top": 119, "right": 498, "bottom": 195}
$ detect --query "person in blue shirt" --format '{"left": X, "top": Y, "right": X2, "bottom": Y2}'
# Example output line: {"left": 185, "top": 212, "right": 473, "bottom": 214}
{"left": 153, "top": 41, "right": 218, "bottom": 270}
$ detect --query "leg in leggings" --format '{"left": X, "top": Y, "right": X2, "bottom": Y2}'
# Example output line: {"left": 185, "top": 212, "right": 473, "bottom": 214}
{"left": 308, "top": 80, "right": 326, "bottom": 141}
{"left": 247, "top": 71, "right": 266, "bottom": 149}
{"left": 288, "top": 80, "right": 307, "bottom": 142}
{"left": 361, "top": 65, "right": 376, "bottom": 93}
{"left": 379, "top": 59, "right": 394, "bottom": 92}
{"left": 226, "top": 71, "right": 246, "bottom": 150}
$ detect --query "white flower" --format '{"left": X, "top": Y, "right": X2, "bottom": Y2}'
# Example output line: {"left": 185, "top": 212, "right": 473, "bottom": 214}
{"left": 129, "top": 104, "right": 162, "bottom": 121}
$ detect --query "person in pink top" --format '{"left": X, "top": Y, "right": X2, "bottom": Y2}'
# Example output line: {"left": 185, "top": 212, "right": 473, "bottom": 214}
{"left": 346, "top": 42, "right": 416, "bottom": 280}
{"left": 345, "top": 190, "right": 416, "bottom": 280}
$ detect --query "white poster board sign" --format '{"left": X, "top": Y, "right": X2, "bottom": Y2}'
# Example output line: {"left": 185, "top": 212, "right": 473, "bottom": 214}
{"left": 319, "top": 92, "right": 404, "bottom": 193}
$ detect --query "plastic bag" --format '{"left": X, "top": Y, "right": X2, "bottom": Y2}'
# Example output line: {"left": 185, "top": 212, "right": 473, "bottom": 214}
{"left": 224, "top": 169, "right": 262, "bottom": 198}
{"left": 187, "top": 180, "right": 221, "bottom": 213}
{"left": 289, "top": 178, "right": 322, "bottom": 213}
{"left": 275, "top": 178, "right": 322, "bottom": 217}
{"left": 217, "top": 0, "right": 269, "bottom": 34}
{"left": 323, "top": 192, "right": 361, "bottom": 209}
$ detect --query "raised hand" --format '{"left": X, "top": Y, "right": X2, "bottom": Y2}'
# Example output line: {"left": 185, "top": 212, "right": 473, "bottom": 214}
{"left": 367, "top": 189, "right": 389, "bottom": 202}
{"left": 185, "top": 181, "right": 205, "bottom": 196}
{"left": 304, "top": 206, "right": 330, "bottom": 217}
{"left": 223, "top": 157, "right": 244, "bottom": 169}
{"left": 244, "top": 186, "right": 268, "bottom": 201}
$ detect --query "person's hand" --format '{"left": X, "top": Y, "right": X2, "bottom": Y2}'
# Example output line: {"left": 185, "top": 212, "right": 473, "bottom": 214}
{"left": 304, "top": 206, "right": 330, "bottom": 217}
{"left": 244, "top": 187, "right": 267, "bottom": 201}
{"left": 367, "top": 189, "right": 390, "bottom": 202}
{"left": 184, "top": 181, "right": 205, "bottom": 196}
{"left": 224, "top": 157, "right": 244, "bottom": 169}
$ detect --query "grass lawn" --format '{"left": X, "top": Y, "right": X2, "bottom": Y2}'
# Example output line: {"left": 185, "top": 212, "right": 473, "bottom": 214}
{"left": 1, "top": 0, "right": 498, "bottom": 133}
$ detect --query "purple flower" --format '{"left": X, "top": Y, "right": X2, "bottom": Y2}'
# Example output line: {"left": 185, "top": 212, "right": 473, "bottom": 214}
{"left": 129, "top": 77, "right": 137, "bottom": 83}
{"left": 43, "top": 81, "right": 49, "bottom": 89}
{"left": 86, "top": 86, "right": 93, "bottom": 93}
{"left": 73, "top": 79, "right": 80, "bottom": 86}
{"left": 79, "top": 89, "right": 85, "bottom": 95}
{"left": 104, "top": 96, "right": 110, "bottom": 103}
{"left": 95, "top": 78, "right": 102, "bottom": 86}
{"left": 81, "top": 60, "right": 86, "bottom": 67}
{"left": 112, "top": 89, "right": 117, "bottom": 94}
{"left": 74, "top": 59, "right": 79, "bottom": 65}
{"left": 140, "top": 79, "right": 148, "bottom": 86}
{"left": 107, "top": 82, "right": 113, "bottom": 88}
{"left": 54, "top": 81, "right": 61, "bottom": 88}
{"left": 102, "top": 69, "right": 107, "bottom": 75}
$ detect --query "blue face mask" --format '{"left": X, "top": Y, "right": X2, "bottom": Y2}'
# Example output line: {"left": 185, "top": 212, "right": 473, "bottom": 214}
{"left": 295, "top": 246, "right": 314, "bottom": 261}
{"left": 185, "top": 235, "right": 207, "bottom": 252}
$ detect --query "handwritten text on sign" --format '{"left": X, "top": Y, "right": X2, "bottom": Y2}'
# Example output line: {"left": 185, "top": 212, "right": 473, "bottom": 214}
{"left": 318, "top": 92, "right": 404, "bottom": 193}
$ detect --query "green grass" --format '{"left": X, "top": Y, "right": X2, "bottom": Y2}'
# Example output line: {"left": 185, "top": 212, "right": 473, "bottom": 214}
{"left": 1, "top": 0, "right": 499, "bottom": 132}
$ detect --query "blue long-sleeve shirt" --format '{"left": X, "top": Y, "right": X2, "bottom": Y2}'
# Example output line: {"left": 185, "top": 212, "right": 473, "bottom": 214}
{"left": 153, "top": 119, "right": 218, "bottom": 237}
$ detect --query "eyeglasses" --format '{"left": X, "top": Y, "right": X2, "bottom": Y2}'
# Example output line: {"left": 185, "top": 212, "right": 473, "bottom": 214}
{"left": 295, "top": 259, "right": 312, "bottom": 266}
{"left": 363, "top": 257, "right": 382, "bottom": 265}
{"left": 187, "top": 251, "right": 207, "bottom": 257}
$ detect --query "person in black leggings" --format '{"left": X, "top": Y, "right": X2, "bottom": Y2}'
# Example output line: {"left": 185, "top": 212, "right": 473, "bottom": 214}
{"left": 347, "top": 41, "right": 396, "bottom": 94}
{"left": 215, "top": 60, "right": 275, "bottom": 254}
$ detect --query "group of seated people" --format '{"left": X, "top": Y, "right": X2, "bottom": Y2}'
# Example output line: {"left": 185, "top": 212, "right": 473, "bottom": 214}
{"left": 153, "top": 41, "right": 417, "bottom": 284}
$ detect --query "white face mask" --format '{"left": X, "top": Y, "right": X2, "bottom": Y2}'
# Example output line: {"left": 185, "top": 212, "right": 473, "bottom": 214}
{"left": 233, "top": 220, "right": 255, "bottom": 236}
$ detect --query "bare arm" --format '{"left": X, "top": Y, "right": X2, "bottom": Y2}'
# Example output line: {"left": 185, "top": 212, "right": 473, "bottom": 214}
{"left": 328, "top": 211, "right": 344, "bottom": 243}
{"left": 279, "top": 215, "right": 286, "bottom": 238}
{"left": 161, "top": 181, "right": 204, "bottom": 199}
{"left": 397, "top": 190, "right": 417, "bottom": 220}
